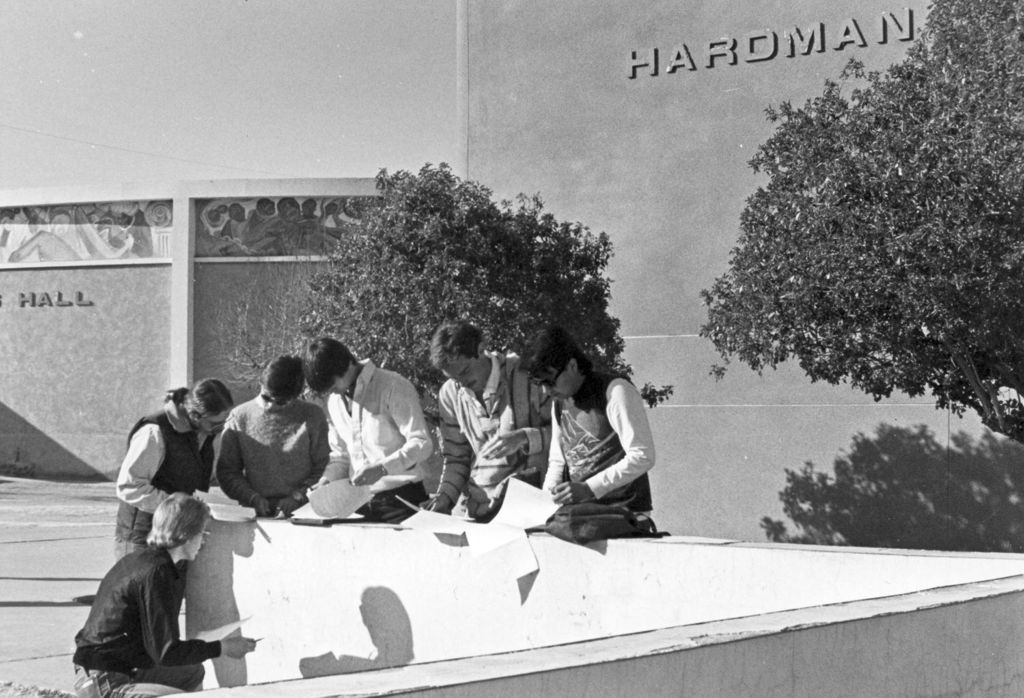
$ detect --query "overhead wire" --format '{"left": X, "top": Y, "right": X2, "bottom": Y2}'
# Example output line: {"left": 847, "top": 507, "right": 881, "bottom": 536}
{"left": 0, "top": 121, "right": 291, "bottom": 177}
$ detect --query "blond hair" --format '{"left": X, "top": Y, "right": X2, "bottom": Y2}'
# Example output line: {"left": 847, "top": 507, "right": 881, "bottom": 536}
{"left": 147, "top": 493, "right": 211, "bottom": 549}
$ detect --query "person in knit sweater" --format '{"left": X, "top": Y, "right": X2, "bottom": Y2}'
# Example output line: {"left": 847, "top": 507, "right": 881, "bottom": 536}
{"left": 425, "top": 321, "right": 551, "bottom": 521}
{"left": 217, "top": 355, "right": 330, "bottom": 518}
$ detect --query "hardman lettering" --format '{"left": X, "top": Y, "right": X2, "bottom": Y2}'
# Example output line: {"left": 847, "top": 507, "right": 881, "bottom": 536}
{"left": 0, "top": 291, "right": 95, "bottom": 308}
{"left": 628, "top": 9, "right": 914, "bottom": 78}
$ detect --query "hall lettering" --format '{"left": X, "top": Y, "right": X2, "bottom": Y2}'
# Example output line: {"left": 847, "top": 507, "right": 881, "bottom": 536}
{"left": 17, "top": 291, "right": 94, "bottom": 308}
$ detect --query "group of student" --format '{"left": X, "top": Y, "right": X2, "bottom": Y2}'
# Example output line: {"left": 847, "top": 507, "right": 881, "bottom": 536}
{"left": 71, "top": 321, "right": 657, "bottom": 698}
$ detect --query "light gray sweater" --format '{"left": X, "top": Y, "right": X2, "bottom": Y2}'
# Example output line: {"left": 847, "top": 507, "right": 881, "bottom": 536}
{"left": 217, "top": 396, "right": 330, "bottom": 504}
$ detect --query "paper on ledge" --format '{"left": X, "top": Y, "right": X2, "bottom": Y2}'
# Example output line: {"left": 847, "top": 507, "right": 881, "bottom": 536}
{"left": 488, "top": 478, "right": 559, "bottom": 529}
{"left": 308, "top": 479, "right": 373, "bottom": 519}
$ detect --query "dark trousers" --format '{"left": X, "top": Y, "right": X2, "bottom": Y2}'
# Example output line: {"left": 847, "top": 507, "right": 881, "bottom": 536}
{"left": 356, "top": 480, "right": 428, "bottom": 524}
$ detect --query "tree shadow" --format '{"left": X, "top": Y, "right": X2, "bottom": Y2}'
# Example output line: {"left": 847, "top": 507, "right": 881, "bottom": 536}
{"left": 762, "top": 424, "right": 1024, "bottom": 552}
{"left": 298, "top": 586, "right": 414, "bottom": 678}
{"left": 185, "top": 519, "right": 257, "bottom": 688}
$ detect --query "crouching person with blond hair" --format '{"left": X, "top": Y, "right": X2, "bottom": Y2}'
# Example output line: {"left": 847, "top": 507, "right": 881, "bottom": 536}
{"left": 72, "top": 493, "right": 257, "bottom": 697}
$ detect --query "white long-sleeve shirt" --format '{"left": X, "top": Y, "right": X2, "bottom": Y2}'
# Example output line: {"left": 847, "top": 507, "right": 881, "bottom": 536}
{"left": 544, "top": 377, "right": 655, "bottom": 501}
{"left": 321, "top": 360, "right": 432, "bottom": 494}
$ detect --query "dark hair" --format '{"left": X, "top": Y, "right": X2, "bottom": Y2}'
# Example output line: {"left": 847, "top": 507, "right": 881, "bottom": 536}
{"left": 429, "top": 321, "right": 482, "bottom": 370}
{"left": 166, "top": 378, "right": 234, "bottom": 420}
{"left": 303, "top": 338, "right": 356, "bottom": 393}
{"left": 261, "top": 355, "right": 306, "bottom": 400}
{"left": 147, "top": 493, "right": 210, "bottom": 549}
{"left": 524, "top": 325, "right": 593, "bottom": 378}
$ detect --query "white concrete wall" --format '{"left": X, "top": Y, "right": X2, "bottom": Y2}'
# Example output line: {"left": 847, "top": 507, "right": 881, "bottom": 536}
{"left": 456, "top": 0, "right": 996, "bottom": 544}
{"left": 186, "top": 519, "right": 1024, "bottom": 689}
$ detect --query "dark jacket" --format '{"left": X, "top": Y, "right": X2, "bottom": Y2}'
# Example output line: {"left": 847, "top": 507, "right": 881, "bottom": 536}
{"left": 73, "top": 548, "right": 220, "bottom": 673}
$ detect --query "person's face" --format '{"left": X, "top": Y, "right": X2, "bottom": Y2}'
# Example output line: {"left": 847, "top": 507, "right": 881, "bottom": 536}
{"left": 182, "top": 528, "right": 210, "bottom": 561}
{"left": 442, "top": 351, "right": 490, "bottom": 394}
{"left": 531, "top": 358, "right": 581, "bottom": 400}
{"left": 195, "top": 409, "right": 229, "bottom": 434}
{"left": 260, "top": 389, "right": 295, "bottom": 408}
{"left": 327, "top": 373, "right": 355, "bottom": 396}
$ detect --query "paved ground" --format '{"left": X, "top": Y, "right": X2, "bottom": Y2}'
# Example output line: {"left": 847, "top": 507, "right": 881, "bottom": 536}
{"left": 0, "top": 477, "right": 118, "bottom": 697}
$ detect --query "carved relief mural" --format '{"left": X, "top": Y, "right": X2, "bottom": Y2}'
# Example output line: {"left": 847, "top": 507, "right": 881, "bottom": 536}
{"left": 194, "top": 195, "right": 377, "bottom": 257}
{"left": 0, "top": 200, "right": 173, "bottom": 264}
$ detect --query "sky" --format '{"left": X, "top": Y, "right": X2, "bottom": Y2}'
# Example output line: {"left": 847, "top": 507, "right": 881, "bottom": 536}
{"left": 0, "top": 0, "right": 457, "bottom": 190}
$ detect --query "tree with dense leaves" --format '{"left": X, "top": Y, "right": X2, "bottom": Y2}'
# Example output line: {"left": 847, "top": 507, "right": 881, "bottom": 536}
{"left": 701, "top": 0, "right": 1024, "bottom": 442}
{"left": 301, "top": 163, "right": 672, "bottom": 409}
{"left": 762, "top": 424, "right": 1024, "bottom": 552}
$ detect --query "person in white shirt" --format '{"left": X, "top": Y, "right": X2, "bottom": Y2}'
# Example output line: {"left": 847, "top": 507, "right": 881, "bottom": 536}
{"left": 303, "top": 337, "right": 433, "bottom": 523}
{"left": 114, "top": 379, "right": 233, "bottom": 559}
{"left": 524, "top": 325, "right": 655, "bottom": 515}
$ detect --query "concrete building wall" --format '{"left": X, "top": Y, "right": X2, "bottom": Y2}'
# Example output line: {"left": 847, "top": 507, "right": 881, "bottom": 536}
{"left": 0, "top": 264, "right": 171, "bottom": 478}
{"left": 457, "top": 0, "right": 990, "bottom": 540}
{"left": 0, "top": 178, "right": 374, "bottom": 480}
{"left": 193, "top": 260, "right": 323, "bottom": 403}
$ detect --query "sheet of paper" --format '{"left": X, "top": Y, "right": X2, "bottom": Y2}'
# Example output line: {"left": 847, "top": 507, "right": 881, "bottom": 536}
{"left": 402, "top": 509, "right": 477, "bottom": 535}
{"left": 191, "top": 615, "right": 252, "bottom": 642}
{"left": 402, "top": 510, "right": 539, "bottom": 575}
{"left": 290, "top": 501, "right": 327, "bottom": 521}
{"left": 309, "top": 479, "right": 373, "bottom": 519}
{"left": 208, "top": 502, "right": 256, "bottom": 522}
{"left": 476, "top": 527, "right": 539, "bottom": 578}
{"left": 488, "top": 478, "right": 559, "bottom": 529}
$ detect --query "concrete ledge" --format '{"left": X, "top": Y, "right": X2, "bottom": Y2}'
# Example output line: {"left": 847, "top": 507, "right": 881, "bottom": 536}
{"left": 199, "top": 574, "right": 1024, "bottom": 697}
{"left": 186, "top": 520, "right": 1024, "bottom": 695}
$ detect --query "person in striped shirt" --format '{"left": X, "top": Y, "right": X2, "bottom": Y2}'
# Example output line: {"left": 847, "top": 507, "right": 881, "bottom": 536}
{"left": 425, "top": 321, "right": 552, "bottom": 521}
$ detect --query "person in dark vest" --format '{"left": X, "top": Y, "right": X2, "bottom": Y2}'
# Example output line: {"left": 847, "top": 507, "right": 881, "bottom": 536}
{"left": 114, "top": 379, "right": 234, "bottom": 560}
{"left": 74, "top": 493, "right": 257, "bottom": 698}
{"left": 524, "top": 325, "right": 655, "bottom": 514}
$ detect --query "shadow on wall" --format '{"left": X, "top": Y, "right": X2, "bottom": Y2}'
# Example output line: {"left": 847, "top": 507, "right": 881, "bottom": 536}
{"left": 762, "top": 423, "right": 1024, "bottom": 552}
{"left": 299, "top": 586, "right": 414, "bottom": 678}
{"left": 0, "top": 399, "right": 103, "bottom": 480}
{"left": 188, "top": 518, "right": 258, "bottom": 688}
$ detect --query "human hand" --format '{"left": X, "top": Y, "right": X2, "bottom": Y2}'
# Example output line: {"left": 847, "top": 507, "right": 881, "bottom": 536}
{"left": 352, "top": 463, "right": 386, "bottom": 487}
{"left": 220, "top": 635, "right": 258, "bottom": 658}
{"left": 308, "top": 477, "right": 330, "bottom": 492}
{"left": 277, "top": 493, "right": 304, "bottom": 517}
{"left": 479, "top": 430, "right": 528, "bottom": 459}
{"left": 551, "top": 481, "right": 595, "bottom": 505}
{"left": 424, "top": 492, "right": 454, "bottom": 514}
{"left": 250, "top": 495, "right": 276, "bottom": 518}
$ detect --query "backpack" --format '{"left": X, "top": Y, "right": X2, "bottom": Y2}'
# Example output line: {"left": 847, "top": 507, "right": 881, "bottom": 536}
{"left": 540, "top": 502, "right": 661, "bottom": 545}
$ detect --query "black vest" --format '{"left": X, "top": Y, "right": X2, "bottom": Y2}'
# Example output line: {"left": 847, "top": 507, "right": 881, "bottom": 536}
{"left": 115, "top": 411, "right": 216, "bottom": 546}
{"left": 128, "top": 410, "right": 215, "bottom": 495}
{"left": 555, "top": 373, "right": 653, "bottom": 512}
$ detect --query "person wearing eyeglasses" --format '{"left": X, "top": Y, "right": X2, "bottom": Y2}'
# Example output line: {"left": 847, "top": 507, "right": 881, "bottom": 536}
{"left": 216, "top": 355, "right": 330, "bottom": 518}
{"left": 524, "top": 325, "right": 655, "bottom": 515}
{"left": 424, "top": 321, "right": 552, "bottom": 521}
{"left": 114, "top": 379, "right": 234, "bottom": 560}
{"left": 73, "top": 494, "right": 258, "bottom": 698}
{"left": 302, "top": 337, "right": 432, "bottom": 524}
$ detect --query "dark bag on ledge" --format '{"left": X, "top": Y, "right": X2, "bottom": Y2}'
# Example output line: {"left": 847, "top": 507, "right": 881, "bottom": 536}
{"left": 541, "top": 502, "right": 661, "bottom": 545}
